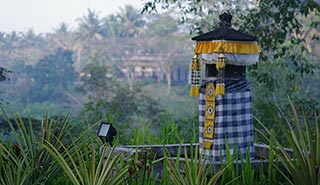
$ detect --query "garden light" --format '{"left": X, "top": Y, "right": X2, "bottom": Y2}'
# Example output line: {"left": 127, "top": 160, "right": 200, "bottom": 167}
{"left": 97, "top": 122, "right": 117, "bottom": 146}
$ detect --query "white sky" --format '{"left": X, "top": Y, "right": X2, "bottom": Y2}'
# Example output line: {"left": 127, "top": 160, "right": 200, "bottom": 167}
{"left": 0, "top": 0, "right": 143, "bottom": 34}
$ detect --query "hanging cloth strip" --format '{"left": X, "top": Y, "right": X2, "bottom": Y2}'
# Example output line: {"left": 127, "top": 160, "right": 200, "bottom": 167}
{"left": 202, "top": 82, "right": 215, "bottom": 149}
{"left": 202, "top": 54, "right": 226, "bottom": 149}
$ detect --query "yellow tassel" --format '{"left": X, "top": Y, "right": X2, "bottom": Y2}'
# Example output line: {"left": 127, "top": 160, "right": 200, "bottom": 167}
{"left": 294, "top": 85, "right": 301, "bottom": 91}
{"left": 202, "top": 141, "right": 213, "bottom": 149}
{"left": 219, "top": 84, "right": 225, "bottom": 95}
{"left": 215, "top": 83, "right": 225, "bottom": 96}
{"left": 216, "top": 53, "right": 226, "bottom": 70}
{"left": 190, "top": 86, "right": 200, "bottom": 97}
{"left": 216, "top": 60, "right": 225, "bottom": 70}
{"left": 216, "top": 61, "right": 221, "bottom": 70}
{"left": 191, "top": 55, "right": 201, "bottom": 70}
{"left": 190, "top": 54, "right": 201, "bottom": 97}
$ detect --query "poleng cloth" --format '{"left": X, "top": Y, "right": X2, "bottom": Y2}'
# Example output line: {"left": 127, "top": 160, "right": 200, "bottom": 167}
{"left": 199, "top": 78, "right": 254, "bottom": 161}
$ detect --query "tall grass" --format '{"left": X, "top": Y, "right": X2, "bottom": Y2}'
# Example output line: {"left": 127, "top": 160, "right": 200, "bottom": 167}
{"left": 0, "top": 98, "right": 319, "bottom": 184}
{"left": 256, "top": 99, "right": 320, "bottom": 185}
{"left": 43, "top": 141, "right": 129, "bottom": 185}
{"left": 163, "top": 144, "right": 232, "bottom": 185}
{"left": 125, "top": 147, "right": 164, "bottom": 184}
{"left": 131, "top": 118, "right": 190, "bottom": 145}
{"left": 0, "top": 107, "right": 71, "bottom": 184}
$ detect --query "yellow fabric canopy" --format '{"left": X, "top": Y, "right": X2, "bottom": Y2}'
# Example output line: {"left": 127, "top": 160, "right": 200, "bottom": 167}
{"left": 195, "top": 41, "right": 261, "bottom": 54}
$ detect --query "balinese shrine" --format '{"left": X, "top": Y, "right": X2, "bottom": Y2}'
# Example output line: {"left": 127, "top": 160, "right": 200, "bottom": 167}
{"left": 189, "top": 13, "right": 261, "bottom": 161}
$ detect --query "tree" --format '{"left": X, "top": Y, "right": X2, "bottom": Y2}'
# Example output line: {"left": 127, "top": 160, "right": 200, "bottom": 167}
{"left": 26, "top": 48, "right": 77, "bottom": 104}
{"left": 78, "top": 64, "right": 164, "bottom": 137}
{"left": 0, "top": 31, "right": 22, "bottom": 66}
{"left": 75, "top": 9, "right": 105, "bottom": 41}
{"left": 141, "top": 0, "right": 254, "bottom": 33}
{"left": 115, "top": 5, "right": 147, "bottom": 38}
{"left": 239, "top": 1, "right": 320, "bottom": 119}
{"left": 47, "top": 23, "right": 73, "bottom": 50}
{"left": 20, "top": 29, "right": 44, "bottom": 48}
{"left": 0, "top": 66, "right": 12, "bottom": 106}
{"left": 77, "top": 63, "right": 118, "bottom": 103}
{"left": 101, "top": 6, "right": 148, "bottom": 90}
{"left": 74, "top": 9, "right": 105, "bottom": 72}
{"left": 0, "top": 67, "right": 11, "bottom": 82}
{"left": 146, "top": 14, "right": 192, "bottom": 95}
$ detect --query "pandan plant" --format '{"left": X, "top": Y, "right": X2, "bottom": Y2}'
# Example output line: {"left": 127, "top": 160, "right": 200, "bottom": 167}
{"left": 256, "top": 99, "right": 320, "bottom": 185}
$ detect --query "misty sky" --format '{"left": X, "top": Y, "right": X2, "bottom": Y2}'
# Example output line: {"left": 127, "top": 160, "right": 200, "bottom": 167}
{"left": 0, "top": 0, "right": 142, "bottom": 34}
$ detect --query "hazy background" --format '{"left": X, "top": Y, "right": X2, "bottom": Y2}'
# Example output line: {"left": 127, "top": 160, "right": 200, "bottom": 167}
{"left": 0, "top": 0, "right": 141, "bottom": 33}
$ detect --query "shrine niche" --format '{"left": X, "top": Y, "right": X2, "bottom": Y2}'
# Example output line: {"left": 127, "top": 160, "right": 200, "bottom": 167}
{"left": 189, "top": 12, "right": 261, "bottom": 161}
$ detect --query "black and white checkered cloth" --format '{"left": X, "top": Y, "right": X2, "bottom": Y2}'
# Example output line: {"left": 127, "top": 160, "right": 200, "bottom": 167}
{"left": 199, "top": 78, "right": 254, "bottom": 162}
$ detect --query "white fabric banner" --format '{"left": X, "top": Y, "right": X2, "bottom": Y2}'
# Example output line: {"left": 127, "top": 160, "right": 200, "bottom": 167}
{"left": 199, "top": 53, "right": 260, "bottom": 66}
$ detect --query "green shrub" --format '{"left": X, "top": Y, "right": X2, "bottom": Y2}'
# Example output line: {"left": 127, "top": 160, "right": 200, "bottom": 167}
{"left": 256, "top": 99, "right": 320, "bottom": 185}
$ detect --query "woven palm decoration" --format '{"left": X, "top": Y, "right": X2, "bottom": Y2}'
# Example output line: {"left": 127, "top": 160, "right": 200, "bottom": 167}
{"left": 191, "top": 12, "right": 261, "bottom": 161}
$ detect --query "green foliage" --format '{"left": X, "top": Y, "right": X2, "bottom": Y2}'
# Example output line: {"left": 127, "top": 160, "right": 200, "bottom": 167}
{"left": 126, "top": 147, "right": 164, "bottom": 184}
{"left": 20, "top": 102, "right": 72, "bottom": 120}
{"left": 0, "top": 108, "right": 73, "bottom": 184}
{"left": 141, "top": 0, "right": 253, "bottom": 30}
{"left": 1, "top": 99, "right": 320, "bottom": 184}
{"left": 219, "top": 143, "right": 240, "bottom": 185}
{"left": 240, "top": 0, "right": 319, "bottom": 52}
{"left": 0, "top": 67, "right": 11, "bottom": 82}
{"left": 76, "top": 63, "right": 118, "bottom": 101}
{"left": 115, "top": 5, "right": 147, "bottom": 38}
{"left": 144, "top": 84, "right": 198, "bottom": 125}
{"left": 82, "top": 84, "right": 164, "bottom": 127}
{"left": 0, "top": 106, "right": 132, "bottom": 185}
{"left": 129, "top": 117, "right": 196, "bottom": 145}
{"left": 44, "top": 141, "right": 129, "bottom": 185}
{"left": 256, "top": 99, "right": 320, "bottom": 185}
{"left": 146, "top": 14, "right": 178, "bottom": 37}
{"left": 0, "top": 67, "right": 11, "bottom": 105}
{"left": 25, "top": 48, "right": 77, "bottom": 103}
{"left": 163, "top": 145, "right": 232, "bottom": 184}
{"left": 79, "top": 64, "right": 165, "bottom": 135}
{"left": 243, "top": 1, "right": 320, "bottom": 92}
{"left": 75, "top": 9, "right": 105, "bottom": 41}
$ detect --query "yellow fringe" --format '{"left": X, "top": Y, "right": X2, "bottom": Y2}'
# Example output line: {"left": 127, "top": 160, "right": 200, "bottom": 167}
{"left": 190, "top": 86, "right": 200, "bottom": 97}
{"left": 195, "top": 41, "right": 261, "bottom": 54}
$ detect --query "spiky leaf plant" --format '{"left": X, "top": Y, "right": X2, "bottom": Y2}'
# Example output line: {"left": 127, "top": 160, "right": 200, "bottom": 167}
{"left": 0, "top": 107, "right": 72, "bottom": 184}
{"left": 163, "top": 144, "right": 232, "bottom": 185}
{"left": 256, "top": 99, "right": 320, "bottom": 185}
{"left": 43, "top": 140, "right": 129, "bottom": 185}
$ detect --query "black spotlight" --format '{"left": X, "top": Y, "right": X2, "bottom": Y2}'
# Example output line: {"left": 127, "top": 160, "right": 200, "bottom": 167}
{"left": 97, "top": 122, "right": 117, "bottom": 146}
